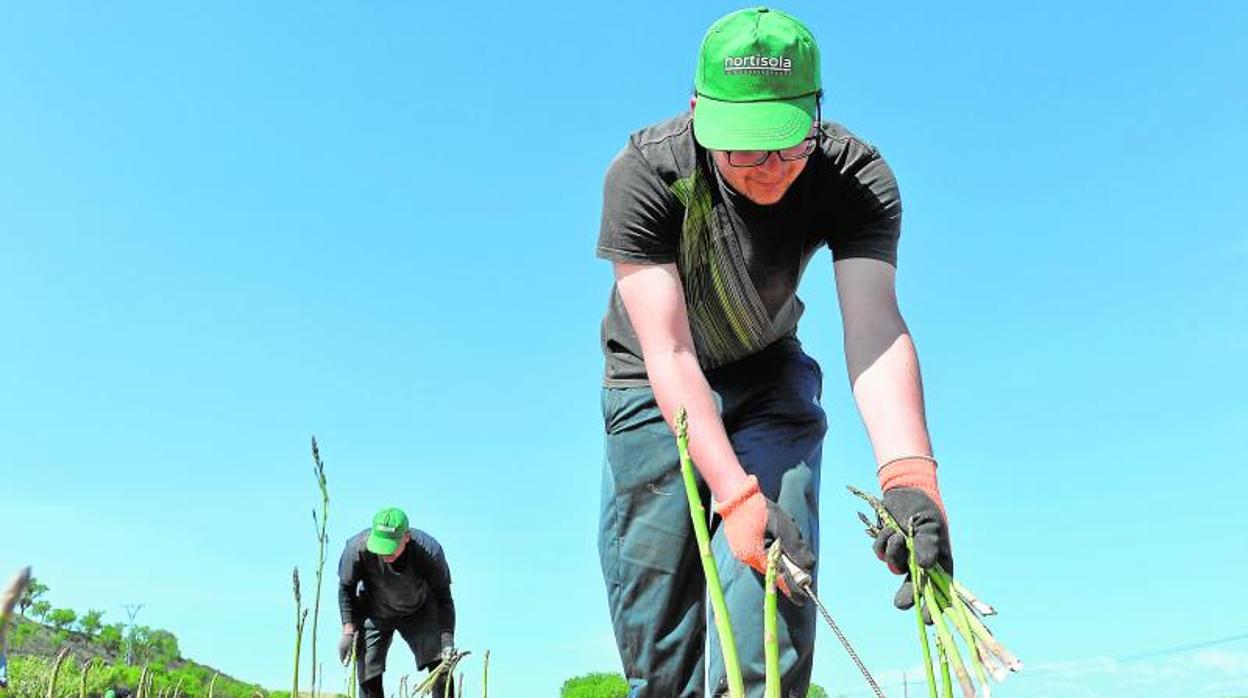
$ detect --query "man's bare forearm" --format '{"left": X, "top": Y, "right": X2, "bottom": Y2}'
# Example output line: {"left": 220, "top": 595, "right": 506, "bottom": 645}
{"left": 834, "top": 258, "right": 934, "bottom": 466}
{"left": 644, "top": 348, "right": 749, "bottom": 501}
{"left": 850, "top": 331, "right": 933, "bottom": 464}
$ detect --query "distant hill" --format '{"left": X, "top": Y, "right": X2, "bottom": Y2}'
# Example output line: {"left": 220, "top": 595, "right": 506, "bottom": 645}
{"left": 6, "top": 616, "right": 271, "bottom": 698}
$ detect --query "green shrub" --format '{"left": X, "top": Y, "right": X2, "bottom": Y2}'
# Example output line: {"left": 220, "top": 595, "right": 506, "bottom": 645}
{"left": 78, "top": 610, "right": 105, "bottom": 638}
{"left": 98, "top": 624, "right": 125, "bottom": 653}
{"left": 46, "top": 609, "right": 76, "bottom": 633}
{"left": 560, "top": 672, "right": 629, "bottom": 698}
{"left": 557, "top": 672, "right": 828, "bottom": 697}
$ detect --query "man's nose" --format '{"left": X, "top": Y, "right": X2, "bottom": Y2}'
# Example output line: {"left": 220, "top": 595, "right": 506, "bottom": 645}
{"left": 757, "top": 151, "right": 785, "bottom": 175}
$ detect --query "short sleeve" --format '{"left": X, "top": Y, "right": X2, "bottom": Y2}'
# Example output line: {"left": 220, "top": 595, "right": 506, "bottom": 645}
{"left": 337, "top": 537, "right": 359, "bottom": 585}
{"left": 827, "top": 149, "right": 903, "bottom": 266}
{"left": 411, "top": 530, "right": 452, "bottom": 588}
{"left": 596, "top": 141, "right": 681, "bottom": 264}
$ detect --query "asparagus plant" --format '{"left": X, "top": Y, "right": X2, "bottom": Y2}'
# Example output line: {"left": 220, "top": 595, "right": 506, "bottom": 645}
{"left": 675, "top": 407, "right": 745, "bottom": 698}
{"left": 79, "top": 658, "right": 100, "bottom": 698}
{"left": 309, "top": 437, "right": 331, "bottom": 698}
{"left": 345, "top": 643, "right": 358, "bottom": 698}
{"left": 46, "top": 647, "right": 71, "bottom": 698}
{"left": 935, "top": 636, "right": 952, "bottom": 698}
{"left": 908, "top": 533, "right": 937, "bottom": 698}
{"left": 482, "top": 650, "right": 490, "bottom": 698}
{"left": 763, "top": 542, "right": 782, "bottom": 698}
{"left": 293, "top": 567, "right": 309, "bottom": 698}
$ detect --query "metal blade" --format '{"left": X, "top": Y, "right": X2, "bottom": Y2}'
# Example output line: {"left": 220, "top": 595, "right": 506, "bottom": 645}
{"left": 782, "top": 555, "right": 888, "bottom": 698}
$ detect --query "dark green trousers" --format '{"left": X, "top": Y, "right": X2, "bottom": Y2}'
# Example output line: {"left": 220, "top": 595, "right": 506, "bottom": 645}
{"left": 598, "top": 339, "right": 826, "bottom": 698}
{"left": 354, "top": 603, "right": 448, "bottom": 697}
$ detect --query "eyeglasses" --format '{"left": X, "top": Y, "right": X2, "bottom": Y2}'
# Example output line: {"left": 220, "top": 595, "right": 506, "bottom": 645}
{"left": 724, "top": 136, "right": 819, "bottom": 168}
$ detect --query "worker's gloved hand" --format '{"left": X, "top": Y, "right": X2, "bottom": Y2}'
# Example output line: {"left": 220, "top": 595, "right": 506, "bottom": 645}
{"left": 874, "top": 458, "right": 954, "bottom": 615}
{"left": 338, "top": 631, "right": 356, "bottom": 665}
{"left": 715, "top": 474, "right": 815, "bottom": 604}
{"left": 439, "top": 632, "right": 455, "bottom": 662}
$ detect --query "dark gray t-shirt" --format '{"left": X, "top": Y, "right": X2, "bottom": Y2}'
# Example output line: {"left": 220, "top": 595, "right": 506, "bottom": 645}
{"left": 596, "top": 111, "right": 902, "bottom": 386}
{"left": 337, "top": 528, "right": 455, "bottom": 632}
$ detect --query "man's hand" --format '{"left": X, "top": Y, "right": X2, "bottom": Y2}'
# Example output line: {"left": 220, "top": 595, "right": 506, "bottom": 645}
{"left": 874, "top": 458, "right": 953, "bottom": 613}
{"left": 439, "top": 632, "right": 455, "bottom": 662}
{"left": 715, "top": 474, "right": 815, "bottom": 602}
{"left": 338, "top": 625, "right": 357, "bottom": 665}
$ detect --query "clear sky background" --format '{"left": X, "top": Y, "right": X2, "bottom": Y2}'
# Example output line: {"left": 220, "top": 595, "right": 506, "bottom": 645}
{"left": 1, "top": 2, "right": 1245, "bottom": 697}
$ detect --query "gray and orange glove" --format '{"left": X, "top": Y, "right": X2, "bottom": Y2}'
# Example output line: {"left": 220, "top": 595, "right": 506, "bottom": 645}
{"left": 338, "top": 630, "right": 356, "bottom": 665}
{"left": 873, "top": 457, "right": 954, "bottom": 613}
{"left": 715, "top": 474, "right": 815, "bottom": 603}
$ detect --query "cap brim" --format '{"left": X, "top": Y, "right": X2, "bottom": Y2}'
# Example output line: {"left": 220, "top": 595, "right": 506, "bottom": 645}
{"left": 693, "top": 93, "right": 816, "bottom": 151}
{"left": 367, "top": 533, "right": 400, "bottom": 555}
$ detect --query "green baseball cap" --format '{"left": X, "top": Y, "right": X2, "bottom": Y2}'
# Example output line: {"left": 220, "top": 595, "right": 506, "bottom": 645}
{"left": 367, "top": 506, "right": 409, "bottom": 555}
{"left": 693, "top": 7, "right": 821, "bottom": 151}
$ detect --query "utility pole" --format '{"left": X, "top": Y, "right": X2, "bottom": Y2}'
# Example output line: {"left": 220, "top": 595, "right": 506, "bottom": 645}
{"left": 121, "top": 603, "right": 144, "bottom": 664}
{"left": 902, "top": 669, "right": 908, "bottom": 698}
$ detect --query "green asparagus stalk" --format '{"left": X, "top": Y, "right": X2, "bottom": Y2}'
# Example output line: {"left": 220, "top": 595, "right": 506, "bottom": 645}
{"left": 931, "top": 582, "right": 992, "bottom": 694}
{"left": 933, "top": 578, "right": 1020, "bottom": 674}
{"left": 965, "top": 611, "right": 1022, "bottom": 673}
{"left": 763, "top": 542, "right": 782, "bottom": 698}
{"left": 951, "top": 580, "right": 995, "bottom": 617}
{"left": 935, "top": 634, "right": 952, "bottom": 698}
{"left": 974, "top": 642, "right": 1009, "bottom": 684}
{"left": 909, "top": 525, "right": 937, "bottom": 698}
{"left": 675, "top": 407, "right": 745, "bottom": 698}
{"left": 309, "top": 437, "right": 331, "bottom": 698}
{"left": 293, "top": 568, "right": 308, "bottom": 698}
{"left": 923, "top": 582, "right": 974, "bottom": 697}
{"left": 346, "top": 643, "right": 358, "bottom": 698}
{"left": 79, "top": 657, "right": 98, "bottom": 698}
{"left": 46, "top": 647, "right": 71, "bottom": 698}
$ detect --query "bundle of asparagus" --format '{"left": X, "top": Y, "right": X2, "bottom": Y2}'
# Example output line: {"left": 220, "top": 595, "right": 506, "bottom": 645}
{"left": 849, "top": 486, "right": 1022, "bottom": 698}
{"left": 412, "top": 650, "right": 470, "bottom": 697}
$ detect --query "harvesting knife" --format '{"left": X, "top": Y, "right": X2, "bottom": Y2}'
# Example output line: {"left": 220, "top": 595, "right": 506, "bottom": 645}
{"left": 782, "top": 554, "right": 888, "bottom": 698}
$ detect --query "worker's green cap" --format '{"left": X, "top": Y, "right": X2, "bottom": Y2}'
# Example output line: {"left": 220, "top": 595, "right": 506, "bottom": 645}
{"left": 693, "top": 7, "right": 821, "bottom": 151}
{"left": 367, "top": 507, "right": 409, "bottom": 555}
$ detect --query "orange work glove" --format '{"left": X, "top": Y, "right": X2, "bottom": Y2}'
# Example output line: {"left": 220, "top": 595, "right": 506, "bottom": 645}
{"left": 874, "top": 457, "right": 954, "bottom": 613}
{"left": 715, "top": 474, "right": 815, "bottom": 601}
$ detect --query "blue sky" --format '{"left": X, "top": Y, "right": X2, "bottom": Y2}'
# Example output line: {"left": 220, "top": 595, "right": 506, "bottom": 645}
{"left": 1, "top": 1, "right": 1245, "bottom": 697}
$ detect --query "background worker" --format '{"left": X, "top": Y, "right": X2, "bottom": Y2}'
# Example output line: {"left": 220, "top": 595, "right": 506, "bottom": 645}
{"left": 337, "top": 507, "right": 456, "bottom": 698}
{"left": 596, "top": 7, "right": 955, "bottom": 696}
